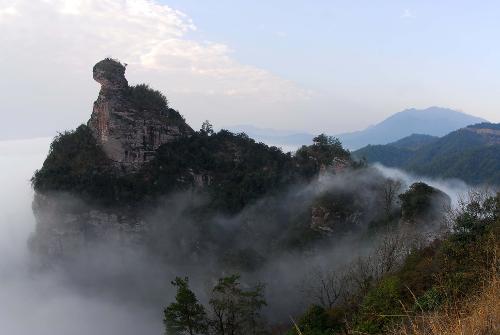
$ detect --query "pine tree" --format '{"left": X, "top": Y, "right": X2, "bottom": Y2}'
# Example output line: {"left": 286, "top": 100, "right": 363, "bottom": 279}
{"left": 209, "top": 274, "right": 266, "bottom": 335}
{"left": 164, "top": 277, "right": 207, "bottom": 335}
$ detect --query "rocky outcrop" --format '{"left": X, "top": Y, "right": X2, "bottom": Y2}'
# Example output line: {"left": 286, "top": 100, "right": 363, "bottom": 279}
{"left": 311, "top": 206, "right": 332, "bottom": 232}
{"left": 310, "top": 204, "right": 362, "bottom": 233}
{"left": 30, "top": 193, "right": 147, "bottom": 259}
{"left": 88, "top": 58, "right": 193, "bottom": 171}
{"left": 464, "top": 126, "right": 500, "bottom": 145}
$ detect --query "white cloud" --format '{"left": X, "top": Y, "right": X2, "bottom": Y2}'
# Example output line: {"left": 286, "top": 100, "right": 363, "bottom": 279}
{"left": 0, "top": 0, "right": 306, "bottom": 99}
{"left": 0, "top": 4, "right": 17, "bottom": 19}
{"left": 0, "top": 0, "right": 314, "bottom": 135}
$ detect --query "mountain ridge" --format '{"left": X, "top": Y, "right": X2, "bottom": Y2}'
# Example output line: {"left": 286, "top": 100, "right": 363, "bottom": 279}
{"left": 337, "top": 106, "right": 487, "bottom": 149}
{"left": 354, "top": 122, "right": 500, "bottom": 185}
{"left": 228, "top": 107, "right": 487, "bottom": 150}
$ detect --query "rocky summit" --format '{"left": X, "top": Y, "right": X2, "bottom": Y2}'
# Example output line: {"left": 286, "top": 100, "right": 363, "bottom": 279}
{"left": 88, "top": 58, "right": 193, "bottom": 171}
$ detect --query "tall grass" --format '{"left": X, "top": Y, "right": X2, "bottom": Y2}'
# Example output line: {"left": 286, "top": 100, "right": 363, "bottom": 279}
{"left": 391, "top": 274, "right": 499, "bottom": 335}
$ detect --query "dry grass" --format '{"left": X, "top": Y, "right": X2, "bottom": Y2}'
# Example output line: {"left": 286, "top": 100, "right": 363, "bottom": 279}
{"left": 391, "top": 275, "right": 500, "bottom": 335}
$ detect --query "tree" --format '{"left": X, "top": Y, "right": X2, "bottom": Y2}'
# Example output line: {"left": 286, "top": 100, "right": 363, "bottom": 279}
{"left": 291, "top": 305, "right": 342, "bottom": 335}
{"left": 164, "top": 277, "right": 207, "bottom": 335}
{"left": 381, "top": 178, "right": 402, "bottom": 219}
{"left": 295, "top": 134, "right": 350, "bottom": 176}
{"left": 209, "top": 274, "right": 266, "bottom": 335}
{"left": 312, "top": 134, "right": 341, "bottom": 147}
{"left": 201, "top": 120, "right": 214, "bottom": 136}
{"left": 399, "top": 182, "right": 450, "bottom": 222}
{"left": 301, "top": 267, "right": 349, "bottom": 309}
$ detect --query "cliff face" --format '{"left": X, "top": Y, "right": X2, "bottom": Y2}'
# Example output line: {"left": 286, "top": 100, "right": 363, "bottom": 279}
{"left": 30, "top": 193, "right": 147, "bottom": 259}
{"left": 88, "top": 58, "right": 193, "bottom": 171}
{"left": 31, "top": 58, "right": 194, "bottom": 258}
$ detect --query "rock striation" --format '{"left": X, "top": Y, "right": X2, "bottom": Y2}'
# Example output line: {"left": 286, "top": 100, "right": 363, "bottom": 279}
{"left": 88, "top": 58, "right": 193, "bottom": 171}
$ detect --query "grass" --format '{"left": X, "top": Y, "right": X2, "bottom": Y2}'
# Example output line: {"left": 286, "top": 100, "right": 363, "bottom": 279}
{"left": 391, "top": 273, "right": 499, "bottom": 335}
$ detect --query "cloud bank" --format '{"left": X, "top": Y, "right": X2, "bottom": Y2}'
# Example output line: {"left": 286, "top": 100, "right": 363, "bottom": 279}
{"left": 0, "top": 0, "right": 312, "bottom": 139}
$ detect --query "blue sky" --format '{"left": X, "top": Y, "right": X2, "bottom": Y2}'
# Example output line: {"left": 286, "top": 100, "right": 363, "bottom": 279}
{"left": 1, "top": 0, "right": 499, "bottom": 138}
{"left": 161, "top": 0, "right": 500, "bottom": 120}
{"left": 161, "top": 1, "right": 500, "bottom": 84}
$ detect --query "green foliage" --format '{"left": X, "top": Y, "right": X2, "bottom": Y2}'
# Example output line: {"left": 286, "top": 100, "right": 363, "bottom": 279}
{"left": 295, "top": 134, "right": 351, "bottom": 177}
{"left": 398, "top": 182, "right": 446, "bottom": 222}
{"left": 208, "top": 274, "right": 267, "bottom": 335}
{"left": 126, "top": 84, "right": 186, "bottom": 122}
{"left": 93, "top": 57, "right": 126, "bottom": 74}
{"left": 127, "top": 83, "right": 168, "bottom": 111}
{"left": 354, "top": 276, "right": 403, "bottom": 333}
{"left": 200, "top": 120, "right": 214, "bottom": 136}
{"left": 146, "top": 130, "right": 299, "bottom": 213}
{"left": 389, "top": 134, "right": 439, "bottom": 150}
{"left": 163, "top": 275, "right": 267, "bottom": 335}
{"left": 290, "top": 305, "right": 344, "bottom": 335}
{"left": 32, "top": 128, "right": 302, "bottom": 211}
{"left": 414, "top": 287, "right": 443, "bottom": 312}
{"left": 32, "top": 127, "right": 353, "bottom": 213}
{"left": 292, "top": 193, "right": 499, "bottom": 334}
{"left": 164, "top": 277, "right": 207, "bottom": 335}
{"left": 354, "top": 145, "right": 413, "bottom": 167}
{"left": 354, "top": 127, "right": 500, "bottom": 185}
{"left": 453, "top": 194, "right": 497, "bottom": 237}
{"left": 31, "top": 125, "right": 116, "bottom": 202}
{"left": 396, "top": 241, "right": 441, "bottom": 300}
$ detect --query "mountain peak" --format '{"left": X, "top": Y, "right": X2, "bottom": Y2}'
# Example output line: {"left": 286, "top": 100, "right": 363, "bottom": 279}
{"left": 338, "top": 107, "right": 487, "bottom": 150}
{"left": 88, "top": 58, "right": 193, "bottom": 170}
{"left": 92, "top": 58, "right": 128, "bottom": 90}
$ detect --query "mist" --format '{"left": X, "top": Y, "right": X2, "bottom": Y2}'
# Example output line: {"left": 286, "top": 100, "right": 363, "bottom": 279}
{"left": 0, "top": 138, "right": 163, "bottom": 335}
{"left": 0, "top": 138, "right": 475, "bottom": 334}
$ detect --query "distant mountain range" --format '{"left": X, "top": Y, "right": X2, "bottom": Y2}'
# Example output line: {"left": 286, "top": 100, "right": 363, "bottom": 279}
{"left": 227, "top": 125, "right": 313, "bottom": 152}
{"left": 229, "top": 107, "right": 487, "bottom": 151}
{"left": 337, "top": 107, "right": 487, "bottom": 149}
{"left": 354, "top": 123, "right": 500, "bottom": 185}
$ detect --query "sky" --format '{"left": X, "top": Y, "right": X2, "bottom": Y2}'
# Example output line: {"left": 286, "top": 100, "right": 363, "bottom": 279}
{"left": 1, "top": 0, "right": 500, "bottom": 139}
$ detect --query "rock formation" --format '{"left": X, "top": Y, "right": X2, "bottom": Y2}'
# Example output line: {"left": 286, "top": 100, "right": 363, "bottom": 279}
{"left": 31, "top": 193, "right": 146, "bottom": 259}
{"left": 31, "top": 58, "right": 195, "bottom": 258}
{"left": 88, "top": 58, "right": 193, "bottom": 171}
{"left": 30, "top": 58, "right": 362, "bottom": 260}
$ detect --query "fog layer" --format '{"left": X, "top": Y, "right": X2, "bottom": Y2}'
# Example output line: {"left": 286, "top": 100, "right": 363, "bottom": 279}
{"left": 0, "top": 138, "right": 163, "bottom": 335}
{"left": 0, "top": 138, "right": 472, "bottom": 335}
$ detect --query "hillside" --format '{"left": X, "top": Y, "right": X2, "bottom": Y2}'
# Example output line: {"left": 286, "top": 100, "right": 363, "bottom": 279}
{"left": 287, "top": 191, "right": 499, "bottom": 335}
{"left": 338, "top": 107, "right": 486, "bottom": 150}
{"left": 354, "top": 123, "right": 500, "bottom": 185}
{"left": 389, "top": 133, "right": 439, "bottom": 150}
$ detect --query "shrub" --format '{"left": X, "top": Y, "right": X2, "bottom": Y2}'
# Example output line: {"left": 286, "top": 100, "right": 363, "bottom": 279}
{"left": 290, "top": 305, "right": 344, "bottom": 335}
{"left": 93, "top": 57, "right": 126, "bottom": 75}
{"left": 31, "top": 125, "right": 115, "bottom": 202}
{"left": 355, "top": 276, "right": 403, "bottom": 333}
{"left": 399, "top": 182, "right": 449, "bottom": 222}
{"left": 127, "top": 84, "right": 168, "bottom": 111}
